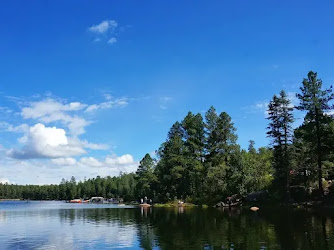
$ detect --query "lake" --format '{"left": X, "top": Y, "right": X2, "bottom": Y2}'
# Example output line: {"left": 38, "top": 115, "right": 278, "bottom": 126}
{"left": 0, "top": 201, "right": 334, "bottom": 249}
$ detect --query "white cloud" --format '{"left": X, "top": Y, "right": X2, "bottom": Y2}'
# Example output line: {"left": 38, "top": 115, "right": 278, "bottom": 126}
{"left": 21, "top": 98, "right": 89, "bottom": 136}
{"left": 0, "top": 152, "right": 138, "bottom": 185}
{"left": 105, "top": 154, "right": 134, "bottom": 166}
{"left": 51, "top": 157, "right": 77, "bottom": 166}
{"left": 85, "top": 98, "right": 128, "bottom": 113}
{"left": 244, "top": 100, "right": 269, "bottom": 117}
{"left": 0, "top": 122, "right": 29, "bottom": 133}
{"left": 88, "top": 20, "right": 123, "bottom": 45}
{"left": 0, "top": 178, "right": 11, "bottom": 184}
{"left": 107, "top": 37, "right": 117, "bottom": 45}
{"left": 88, "top": 20, "right": 117, "bottom": 34}
{"left": 21, "top": 99, "right": 86, "bottom": 119}
{"left": 79, "top": 154, "right": 137, "bottom": 169}
{"left": 7, "top": 124, "right": 30, "bottom": 133}
{"left": 1, "top": 93, "right": 139, "bottom": 184}
{"left": 80, "top": 157, "right": 104, "bottom": 167}
{"left": 8, "top": 123, "right": 85, "bottom": 159}
{"left": 80, "top": 140, "right": 108, "bottom": 150}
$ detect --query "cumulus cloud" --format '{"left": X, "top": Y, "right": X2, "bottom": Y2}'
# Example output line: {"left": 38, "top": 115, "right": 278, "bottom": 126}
{"left": 21, "top": 99, "right": 89, "bottom": 136}
{"left": 88, "top": 20, "right": 117, "bottom": 34}
{"left": 8, "top": 123, "right": 85, "bottom": 159}
{"left": 105, "top": 154, "right": 134, "bottom": 166}
{"left": 80, "top": 157, "right": 104, "bottom": 167}
{"left": 79, "top": 154, "right": 136, "bottom": 169}
{"left": 75, "top": 154, "right": 138, "bottom": 174}
{"left": 1, "top": 93, "right": 139, "bottom": 184}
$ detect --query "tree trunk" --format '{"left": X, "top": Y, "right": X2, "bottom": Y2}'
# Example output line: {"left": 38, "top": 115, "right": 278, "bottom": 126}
{"left": 284, "top": 126, "right": 290, "bottom": 201}
{"left": 315, "top": 108, "right": 323, "bottom": 195}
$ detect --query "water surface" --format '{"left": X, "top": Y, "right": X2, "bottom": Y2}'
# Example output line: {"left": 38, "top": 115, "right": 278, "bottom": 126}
{"left": 0, "top": 201, "right": 334, "bottom": 249}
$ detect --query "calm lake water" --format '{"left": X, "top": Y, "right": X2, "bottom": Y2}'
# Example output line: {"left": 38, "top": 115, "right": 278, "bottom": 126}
{"left": 0, "top": 201, "right": 334, "bottom": 249}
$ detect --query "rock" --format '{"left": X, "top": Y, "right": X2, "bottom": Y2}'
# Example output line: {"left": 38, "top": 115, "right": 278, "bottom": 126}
{"left": 245, "top": 190, "right": 269, "bottom": 202}
{"left": 250, "top": 206, "right": 259, "bottom": 211}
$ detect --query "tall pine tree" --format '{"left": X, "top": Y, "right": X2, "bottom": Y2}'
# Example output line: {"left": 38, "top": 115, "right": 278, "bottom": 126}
{"left": 296, "top": 71, "right": 334, "bottom": 194}
{"left": 267, "top": 90, "right": 294, "bottom": 200}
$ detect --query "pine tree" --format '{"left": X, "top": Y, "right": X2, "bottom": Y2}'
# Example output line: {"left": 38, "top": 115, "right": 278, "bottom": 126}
{"left": 182, "top": 112, "right": 205, "bottom": 201}
{"left": 296, "top": 71, "right": 334, "bottom": 194}
{"left": 204, "top": 108, "right": 240, "bottom": 203}
{"left": 136, "top": 153, "right": 156, "bottom": 198}
{"left": 267, "top": 90, "right": 294, "bottom": 200}
{"left": 155, "top": 122, "right": 187, "bottom": 200}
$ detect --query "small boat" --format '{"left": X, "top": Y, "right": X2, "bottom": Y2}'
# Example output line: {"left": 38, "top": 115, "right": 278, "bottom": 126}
{"left": 69, "top": 199, "right": 82, "bottom": 203}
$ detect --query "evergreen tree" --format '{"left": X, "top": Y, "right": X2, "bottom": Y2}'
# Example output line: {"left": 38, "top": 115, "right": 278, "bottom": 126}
{"left": 136, "top": 153, "right": 157, "bottom": 199}
{"left": 267, "top": 90, "right": 294, "bottom": 200}
{"left": 181, "top": 112, "right": 205, "bottom": 201}
{"left": 296, "top": 71, "right": 334, "bottom": 194}
{"left": 204, "top": 110, "right": 240, "bottom": 203}
{"left": 155, "top": 122, "right": 187, "bottom": 201}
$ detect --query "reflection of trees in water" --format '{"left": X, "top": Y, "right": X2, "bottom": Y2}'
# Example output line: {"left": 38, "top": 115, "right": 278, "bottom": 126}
{"left": 256, "top": 207, "right": 334, "bottom": 250}
{"left": 56, "top": 207, "right": 334, "bottom": 249}
{"left": 138, "top": 207, "right": 278, "bottom": 249}
{"left": 58, "top": 208, "right": 138, "bottom": 227}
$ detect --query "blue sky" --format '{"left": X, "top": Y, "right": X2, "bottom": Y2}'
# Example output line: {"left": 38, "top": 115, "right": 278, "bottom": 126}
{"left": 1, "top": 0, "right": 334, "bottom": 184}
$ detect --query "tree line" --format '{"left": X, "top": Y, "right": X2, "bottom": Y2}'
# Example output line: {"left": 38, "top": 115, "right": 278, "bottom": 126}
{"left": 136, "top": 71, "right": 334, "bottom": 204}
{"left": 0, "top": 173, "right": 136, "bottom": 201}
{"left": 1, "top": 71, "right": 333, "bottom": 204}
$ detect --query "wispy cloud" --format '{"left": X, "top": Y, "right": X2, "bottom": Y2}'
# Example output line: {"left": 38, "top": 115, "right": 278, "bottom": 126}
{"left": 88, "top": 20, "right": 117, "bottom": 34}
{"left": 159, "top": 96, "right": 172, "bottom": 110}
{"left": 88, "top": 19, "right": 121, "bottom": 45}
{"left": 107, "top": 37, "right": 117, "bottom": 45}
{"left": 243, "top": 100, "right": 269, "bottom": 117}
{"left": 85, "top": 97, "right": 128, "bottom": 112}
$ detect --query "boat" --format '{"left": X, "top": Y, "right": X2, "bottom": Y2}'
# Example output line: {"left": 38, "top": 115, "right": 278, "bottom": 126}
{"left": 69, "top": 199, "right": 82, "bottom": 203}
{"left": 89, "top": 197, "right": 104, "bottom": 203}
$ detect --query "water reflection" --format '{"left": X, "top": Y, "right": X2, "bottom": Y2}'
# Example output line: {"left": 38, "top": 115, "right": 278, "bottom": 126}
{"left": 0, "top": 202, "right": 334, "bottom": 249}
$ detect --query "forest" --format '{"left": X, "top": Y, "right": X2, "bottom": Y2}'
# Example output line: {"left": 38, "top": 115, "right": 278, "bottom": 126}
{"left": 1, "top": 71, "right": 334, "bottom": 204}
